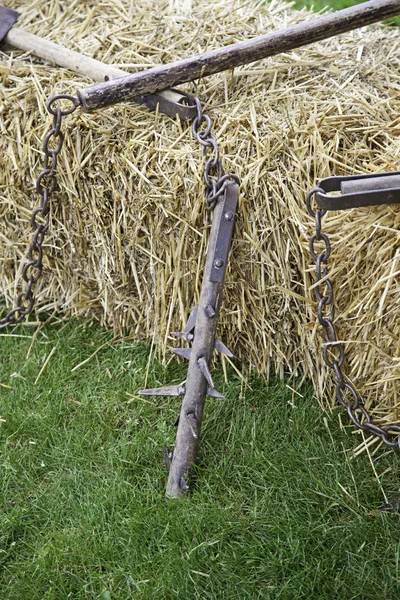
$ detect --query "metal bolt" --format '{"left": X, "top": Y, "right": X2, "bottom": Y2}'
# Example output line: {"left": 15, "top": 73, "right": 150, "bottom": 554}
{"left": 205, "top": 304, "right": 216, "bottom": 318}
{"left": 224, "top": 210, "right": 234, "bottom": 221}
{"left": 214, "top": 259, "right": 224, "bottom": 269}
{"left": 388, "top": 194, "right": 394, "bottom": 202}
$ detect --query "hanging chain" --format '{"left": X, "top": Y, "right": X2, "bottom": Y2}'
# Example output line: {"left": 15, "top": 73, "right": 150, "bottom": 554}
{"left": 0, "top": 94, "right": 81, "bottom": 330}
{"left": 306, "top": 188, "right": 400, "bottom": 448}
{"left": 191, "top": 97, "right": 239, "bottom": 210}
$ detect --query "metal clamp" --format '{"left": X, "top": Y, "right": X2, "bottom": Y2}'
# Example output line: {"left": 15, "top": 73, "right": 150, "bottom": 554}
{"left": 99, "top": 86, "right": 198, "bottom": 121}
{"left": 315, "top": 171, "right": 400, "bottom": 210}
{"left": 0, "top": 6, "right": 19, "bottom": 43}
{"left": 135, "top": 88, "right": 197, "bottom": 121}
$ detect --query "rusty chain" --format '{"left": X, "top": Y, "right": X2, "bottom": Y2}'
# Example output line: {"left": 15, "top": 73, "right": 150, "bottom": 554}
{"left": 1, "top": 93, "right": 233, "bottom": 331}
{"left": 0, "top": 94, "right": 80, "bottom": 330}
{"left": 306, "top": 187, "right": 400, "bottom": 448}
{"left": 190, "top": 96, "right": 239, "bottom": 210}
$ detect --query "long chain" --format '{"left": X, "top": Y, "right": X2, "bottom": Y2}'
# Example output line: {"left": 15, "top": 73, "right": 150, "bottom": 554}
{"left": 0, "top": 94, "right": 80, "bottom": 330}
{"left": 306, "top": 188, "right": 400, "bottom": 448}
{"left": 190, "top": 97, "right": 239, "bottom": 210}
{"left": 1, "top": 93, "right": 229, "bottom": 330}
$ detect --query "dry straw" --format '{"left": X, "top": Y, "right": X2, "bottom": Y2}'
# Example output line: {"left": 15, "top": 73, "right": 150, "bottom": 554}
{"left": 1, "top": 0, "right": 399, "bottom": 434}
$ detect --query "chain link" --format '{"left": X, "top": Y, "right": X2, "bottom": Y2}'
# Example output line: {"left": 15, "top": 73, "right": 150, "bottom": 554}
{"left": 191, "top": 97, "right": 239, "bottom": 210}
{"left": 0, "top": 94, "right": 80, "bottom": 330}
{"left": 306, "top": 188, "right": 400, "bottom": 448}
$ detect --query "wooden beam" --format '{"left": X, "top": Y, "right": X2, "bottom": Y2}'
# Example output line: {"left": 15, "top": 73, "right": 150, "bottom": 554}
{"left": 77, "top": 0, "right": 400, "bottom": 112}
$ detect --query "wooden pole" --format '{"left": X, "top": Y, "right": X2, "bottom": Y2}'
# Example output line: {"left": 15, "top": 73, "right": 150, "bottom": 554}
{"left": 4, "top": 27, "right": 196, "bottom": 118}
{"left": 165, "top": 182, "right": 239, "bottom": 498}
{"left": 5, "top": 27, "right": 130, "bottom": 82}
{"left": 77, "top": 0, "right": 400, "bottom": 112}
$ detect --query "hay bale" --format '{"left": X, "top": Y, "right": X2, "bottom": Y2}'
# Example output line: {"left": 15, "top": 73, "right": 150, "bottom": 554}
{"left": 1, "top": 0, "right": 399, "bottom": 433}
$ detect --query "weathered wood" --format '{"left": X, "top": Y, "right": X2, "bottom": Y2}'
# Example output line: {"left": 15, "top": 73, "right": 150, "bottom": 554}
{"left": 4, "top": 27, "right": 189, "bottom": 117}
{"left": 165, "top": 182, "right": 239, "bottom": 498}
{"left": 5, "top": 28, "right": 129, "bottom": 81}
{"left": 78, "top": 0, "right": 400, "bottom": 112}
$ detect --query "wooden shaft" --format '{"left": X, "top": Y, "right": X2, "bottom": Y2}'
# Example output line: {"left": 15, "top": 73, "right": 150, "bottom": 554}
{"left": 77, "top": 0, "right": 400, "bottom": 112}
{"left": 165, "top": 183, "right": 239, "bottom": 498}
{"left": 5, "top": 27, "right": 129, "bottom": 82}
{"left": 5, "top": 28, "right": 195, "bottom": 119}
{"left": 5, "top": 27, "right": 191, "bottom": 115}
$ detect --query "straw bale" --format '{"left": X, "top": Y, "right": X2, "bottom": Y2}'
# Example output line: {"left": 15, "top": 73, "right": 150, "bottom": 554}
{"left": 1, "top": 0, "right": 399, "bottom": 430}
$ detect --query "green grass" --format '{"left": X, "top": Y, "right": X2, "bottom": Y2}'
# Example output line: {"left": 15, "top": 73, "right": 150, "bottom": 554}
{"left": 1, "top": 319, "right": 400, "bottom": 599}
{"left": 292, "top": 0, "right": 400, "bottom": 26}
{"left": 2, "top": 0, "right": 400, "bottom": 597}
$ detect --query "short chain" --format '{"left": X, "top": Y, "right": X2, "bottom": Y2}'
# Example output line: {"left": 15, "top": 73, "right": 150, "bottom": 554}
{"left": 191, "top": 97, "right": 239, "bottom": 210}
{"left": 306, "top": 188, "right": 400, "bottom": 448}
{"left": 0, "top": 94, "right": 80, "bottom": 330}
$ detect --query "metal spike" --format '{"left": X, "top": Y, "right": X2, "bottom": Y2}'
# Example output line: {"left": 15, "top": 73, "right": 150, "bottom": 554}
{"left": 184, "top": 306, "right": 198, "bottom": 334}
{"left": 170, "top": 331, "right": 194, "bottom": 342}
{"left": 379, "top": 497, "right": 400, "bottom": 512}
{"left": 214, "top": 338, "right": 234, "bottom": 358}
{"left": 170, "top": 306, "right": 198, "bottom": 342}
{"left": 205, "top": 304, "right": 216, "bottom": 318}
{"left": 197, "top": 356, "right": 214, "bottom": 388}
{"left": 173, "top": 348, "right": 192, "bottom": 360}
{"left": 207, "top": 387, "right": 224, "bottom": 399}
{"left": 186, "top": 412, "right": 198, "bottom": 438}
{"left": 163, "top": 446, "right": 173, "bottom": 472}
{"left": 179, "top": 477, "right": 189, "bottom": 491}
{"left": 138, "top": 382, "right": 186, "bottom": 396}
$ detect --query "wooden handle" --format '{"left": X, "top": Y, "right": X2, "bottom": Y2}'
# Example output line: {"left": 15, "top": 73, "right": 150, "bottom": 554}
{"left": 4, "top": 27, "right": 190, "bottom": 116}
{"left": 5, "top": 27, "right": 129, "bottom": 82}
{"left": 77, "top": 0, "right": 400, "bottom": 112}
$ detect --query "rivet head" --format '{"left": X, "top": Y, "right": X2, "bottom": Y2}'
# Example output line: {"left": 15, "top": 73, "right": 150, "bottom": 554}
{"left": 214, "top": 259, "right": 224, "bottom": 268}
{"left": 388, "top": 194, "right": 394, "bottom": 202}
{"left": 224, "top": 211, "right": 234, "bottom": 221}
{"left": 205, "top": 304, "right": 216, "bottom": 318}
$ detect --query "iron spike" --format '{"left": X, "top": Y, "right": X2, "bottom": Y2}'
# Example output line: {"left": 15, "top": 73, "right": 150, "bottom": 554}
{"left": 186, "top": 412, "right": 198, "bottom": 439}
{"left": 179, "top": 477, "right": 189, "bottom": 491}
{"left": 207, "top": 388, "right": 224, "bottom": 399}
{"left": 214, "top": 338, "right": 234, "bottom": 358}
{"left": 184, "top": 306, "right": 198, "bottom": 334}
{"left": 173, "top": 348, "right": 192, "bottom": 360}
{"left": 138, "top": 382, "right": 186, "bottom": 396}
{"left": 197, "top": 356, "right": 214, "bottom": 388}
{"left": 170, "top": 331, "right": 194, "bottom": 342}
{"left": 205, "top": 304, "right": 216, "bottom": 318}
{"left": 163, "top": 446, "right": 173, "bottom": 472}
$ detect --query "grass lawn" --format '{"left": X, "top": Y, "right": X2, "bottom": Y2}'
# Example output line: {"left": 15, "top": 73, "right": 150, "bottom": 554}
{"left": 292, "top": 0, "right": 400, "bottom": 25}
{"left": 1, "top": 320, "right": 400, "bottom": 599}
{"left": 1, "top": 0, "right": 400, "bottom": 598}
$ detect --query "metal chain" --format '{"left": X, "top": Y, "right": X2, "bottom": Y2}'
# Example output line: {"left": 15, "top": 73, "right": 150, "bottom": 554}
{"left": 0, "top": 94, "right": 81, "bottom": 330}
{"left": 306, "top": 188, "right": 400, "bottom": 448}
{"left": 191, "top": 97, "right": 239, "bottom": 210}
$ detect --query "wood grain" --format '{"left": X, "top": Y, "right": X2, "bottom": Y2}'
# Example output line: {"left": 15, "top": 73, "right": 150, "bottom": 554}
{"left": 77, "top": 0, "right": 400, "bottom": 112}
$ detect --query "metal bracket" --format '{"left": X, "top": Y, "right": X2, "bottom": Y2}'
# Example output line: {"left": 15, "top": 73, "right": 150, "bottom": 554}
{"left": 315, "top": 171, "right": 400, "bottom": 211}
{"left": 0, "top": 6, "right": 19, "bottom": 44}
{"left": 135, "top": 88, "right": 197, "bottom": 121}
{"left": 209, "top": 182, "right": 239, "bottom": 283}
